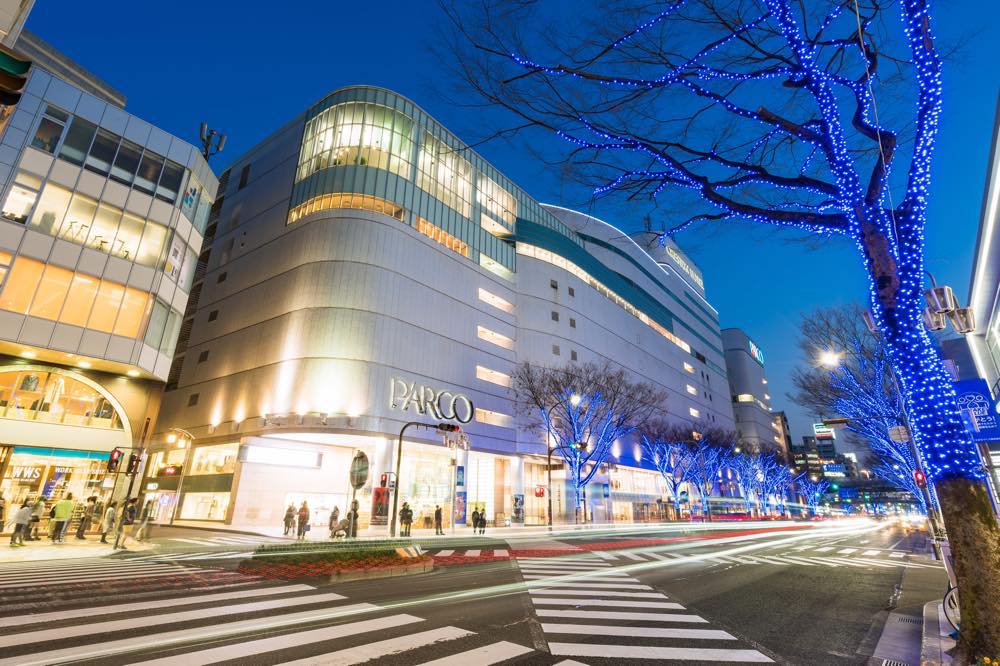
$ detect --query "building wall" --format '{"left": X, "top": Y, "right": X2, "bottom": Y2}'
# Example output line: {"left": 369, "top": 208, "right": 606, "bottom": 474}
{"left": 722, "top": 327, "right": 780, "bottom": 453}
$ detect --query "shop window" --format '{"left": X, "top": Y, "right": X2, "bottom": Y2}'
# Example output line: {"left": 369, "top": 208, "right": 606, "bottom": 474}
{"left": 189, "top": 442, "right": 239, "bottom": 476}
{"left": 134, "top": 151, "right": 164, "bottom": 195}
{"left": 58, "top": 274, "right": 98, "bottom": 326}
{"left": 85, "top": 129, "right": 120, "bottom": 176}
{"left": 29, "top": 264, "right": 73, "bottom": 320}
{"left": 30, "top": 107, "right": 67, "bottom": 154}
{"left": 0, "top": 370, "right": 123, "bottom": 429}
{"left": 28, "top": 182, "right": 73, "bottom": 236}
{"left": 57, "top": 193, "right": 99, "bottom": 244}
{"left": 179, "top": 491, "right": 230, "bottom": 520}
{"left": 109, "top": 139, "right": 142, "bottom": 185}
{"left": 0, "top": 256, "right": 43, "bottom": 313}
{"left": 58, "top": 116, "right": 97, "bottom": 166}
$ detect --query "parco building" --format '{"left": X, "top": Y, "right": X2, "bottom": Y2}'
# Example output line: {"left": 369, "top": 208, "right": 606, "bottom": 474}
{"left": 151, "top": 86, "right": 733, "bottom": 530}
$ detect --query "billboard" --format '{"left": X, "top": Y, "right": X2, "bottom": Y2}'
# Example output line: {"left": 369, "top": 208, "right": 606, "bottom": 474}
{"left": 954, "top": 378, "right": 1000, "bottom": 442}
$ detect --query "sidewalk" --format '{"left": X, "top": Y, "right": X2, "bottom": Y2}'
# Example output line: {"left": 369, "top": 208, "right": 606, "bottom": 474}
{"left": 0, "top": 538, "right": 155, "bottom": 563}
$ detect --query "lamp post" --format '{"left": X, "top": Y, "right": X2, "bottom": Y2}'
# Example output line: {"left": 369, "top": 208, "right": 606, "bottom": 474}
{"left": 544, "top": 393, "right": 580, "bottom": 527}
{"left": 390, "top": 421, "right": 461, "bottom": 538}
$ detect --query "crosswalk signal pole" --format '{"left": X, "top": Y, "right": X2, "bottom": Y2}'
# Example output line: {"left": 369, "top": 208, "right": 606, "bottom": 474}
{"left": 114, "top": 418, "right": 149, "bottom": 550}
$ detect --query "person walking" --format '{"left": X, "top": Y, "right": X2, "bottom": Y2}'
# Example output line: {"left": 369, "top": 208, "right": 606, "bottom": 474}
{"left": 434, "top": 505, "right": 443, "bottom": 535}
{"left": 50, "top": 493, "right": 73, "bottom": 543}
{"left": 134, "top": 499, "right": 154, "bottom": 542}
{"left": 470, "top": 508, "right": 480, "bottom": 535}
{"left": 297, "top": 501, "right": 310, "bottom": 540}
{"left": 9, "top": 502, "right": 31, "bottom": 547}
{"left": 100, "top": 502, "right": 116, "bottom": 543}
{"left": 400, "top": 502, "right": 413, "bottom": 537}
{"left": 283, "top": 504, "right": 296, "bottom": 536}
{"left": 116, "top": 499, "right": 138, "bottom": 549}
{"left": 75, "top": 496, "right": 97, "bottom": 540}
{"left": 328, "top": 505, "right": 340, "bottom": 539}
{"left": 28, "top": 497, "right": 44, "bottom": 540}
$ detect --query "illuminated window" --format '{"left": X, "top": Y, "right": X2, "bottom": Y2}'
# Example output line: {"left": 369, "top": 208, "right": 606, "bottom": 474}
{"left": 476, "top": 365, "right": 511, "bottom": 387}
{"left": 288, "top": 192, "right": 405, "bottom": 225}
{"left": 683, "top": 362, "right": 695, "bottom": 373}
{"left": 478, "top": 288, "right": 514, "bottom": 313}
{"left": 475, "top": 407, "right": 513, "bottom": 428}
{"left": 479, "top": 254, "right": 514, "bottom": 281}
{"left": 477, "top": 325, "right": 514, "bottom": 350}
{"left": 0, "top": 251, "right": 10, "bottom": 288}
{"left": 0, "top": 256, "right": 43, "bottom": 313}
{"left": 686, "top": 384, "right": 697, "bottom": 396}
{"left": 59, "top": 274, "right": 99, "bottom": 327}
{"left": 0, "top": 369, "right": 123, "bottom": 429}
{"left": 57, "top": 193, "right": 98, "bottom": 243}
{"left": 296, "top": 102, "right": 414, "bottom": 181}
{"left": 115, "top": 288, "right": 151, "bottom": 338}
{"left": 764, "top": 393, "right": 771, "bottom": 400}
{"left": 689, "top": 407, "right": 700, "bottom": 418}
{"left": 87, "top": 281, "right": 126, "bottom": 333}
{"left": 417, "top": 132, "right": 472, "bottom": 217}
{"left": 28, "top": 182, "right": 72, "bottom": 236}
{"left": 477, "top": 175, "right": 517, "bottom": 226}
{"left": 1, "top": 172, "right": 42, "bottom": 224}
{"left": 480, "top": 214, "right": 509, "bottom": 238}
{"left": 736, "top": 394, "right": 754, "bottom": 403}
{"left": 189, "top": 442, "right": 240, "bottom": 476}
{"left": 415, "top": 216, "right": 469, "bottom": 257}
{"left": 29, "top": 264, "right": 73, "bottom": 320}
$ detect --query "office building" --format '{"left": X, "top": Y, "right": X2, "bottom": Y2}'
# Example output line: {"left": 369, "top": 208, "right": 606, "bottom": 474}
{"left": 722, "top": 328, "right": 783, "bottom": 454}
{"left": 0, "top": 29, "right": 217, "bottom": 508}
{"left": 150, "top": 86, "right": 734, "bottom": 530}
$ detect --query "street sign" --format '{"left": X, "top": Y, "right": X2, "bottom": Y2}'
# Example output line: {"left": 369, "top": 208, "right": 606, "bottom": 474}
{"left": 349, "top": 451, "right": 369, "bottom": 490}
{"left": 954, "top": 379, "right": 1000, "bottom": 441}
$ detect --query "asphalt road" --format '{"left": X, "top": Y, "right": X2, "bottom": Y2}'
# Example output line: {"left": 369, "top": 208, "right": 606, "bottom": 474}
{"left": 0, "top": 519, "right": 945, "bottom": 665}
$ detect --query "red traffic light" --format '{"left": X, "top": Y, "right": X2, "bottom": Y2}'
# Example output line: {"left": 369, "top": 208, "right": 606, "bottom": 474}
{"left": 914, "top": 469, "right": 927, "bottom": 488}
{"left": 107, "top": 448, "right": 123, "bottom": 472}
{"left": 437, "top": 423, "right": 460, "bottom": 432}
{"left": 379, "top": 473, "right": 388, "bottom": 488}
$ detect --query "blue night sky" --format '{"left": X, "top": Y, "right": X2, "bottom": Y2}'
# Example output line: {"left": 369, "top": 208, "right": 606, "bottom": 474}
{"left": 24, "top": 1, "right": 1000, "bottom": 445}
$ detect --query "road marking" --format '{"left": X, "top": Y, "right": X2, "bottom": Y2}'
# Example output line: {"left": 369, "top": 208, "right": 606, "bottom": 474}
{"left": 825, "top": 557, "right": 882, "bottom": 568}
{"left": 494, "top": 549, "right": 508, "bottom": 557}
{"left": 592, "top": 551, "right": 618, "bottom": 560}
{"left": 527, "top": 581, "right": 653, "bottom": 590}
{"left": 465, "top": 550, "right": 481, "bottom": 557}
{"left": 803, "top": 557, "right": 839, "bottom": 567}
{"left": 0, "top": 603, "right": 380, "bottom": 666}
{"left": 435, "top": 550, "right": 455, "bottom": 557}
{"left": 860, "top": 539, "right": 871, "bottom": 544}
{"left": 0, "top": 584, "right": 314, "bottom": 628}
{"left": 548, "top": 643, "right": 772, "bottom": 661}
{"left": 0, "top": 569, "right": 212, "bottom": 589}
{"left": 791, "top": 545, "right": 812, "bottom": 551}
{"left": 531, "top": 598, "right": 684, "bottom": 610}
{"left": 2, "top": 592, "right": 348, "bottom": 648}
{"left": 529, "top": 589, "right": 669, "bottom": 599}
{"left": 615, "top": 551, "right": 646, "bottom": 561}
{"left": 713, "top": 556, "right": 745, "bottom": 564}
{"left": 131, "top": 614, "right": 430, "bottom": 666}
{"left": 752, "top": 556, "right": 790, "bottom": 566}
{"left": 536, "top": 609, "right": 707, "bottom": 623}
{"left": 416, "top": 640, "right": 534, "bottom": 665}
{"left": 542, "top": 623, "right": 735, "bottom": 640}
{"left": 837, "top": 548, "right": 858, "bottom": 555}
{"left": 863, "top": 550, "right": 882, "bottom": 556}
{"left": 0, "top": 561, "right": 184, "bottom": 576}
{"left": 889, "top": 552, "right": 906, "bottom": 559}
{"left": 519, "top": 567, "right": 629, "bottom": 576}
{"left": 168, "top": 538, "right": 220, "bottom": 545}
{"left": 517, "top": 558, "right": 607, "bottom": 565}
{"left": 849, "top": 557, "right": 909, "bottom": 569}
{"left": 814, "top": 547, "right": 834, "bottom": 552}
{"left": 778, "top": 556, "right": 818, "bottom": 567}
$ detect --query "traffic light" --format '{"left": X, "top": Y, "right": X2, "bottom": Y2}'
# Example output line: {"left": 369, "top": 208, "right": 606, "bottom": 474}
{"left": 126, "top": 452, "right": 141, "bottom": 476}
{"left": 0, "top": 50, "right": 30, "bottom": 108}
{"left": 380, "top": 473, "right": 388, "bottom": 488}
{"left": 914, "top": 469, "right": 927, "bottom": 488}
{"left": 437, "top": 423, "right": 460, "bottom": 432}
{"left": 830, "top": 483, "right": 840, "bottom": 490}
{"left": 107, "top": 448, "right": 123, "bottom": 473}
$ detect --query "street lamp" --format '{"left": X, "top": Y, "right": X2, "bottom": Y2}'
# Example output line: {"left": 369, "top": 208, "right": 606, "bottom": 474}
{"left": 390, "top": 421, "right": 461, "bottom": 538}
{"left": 819, "top": 350, "right": 842, "bottom": 369}
{"left": 543, "top": 393, "right": 581, "bottom": 527}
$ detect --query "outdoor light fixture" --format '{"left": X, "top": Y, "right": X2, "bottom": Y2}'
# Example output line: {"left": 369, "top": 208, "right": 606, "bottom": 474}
{"left": 924, "top": 284, "right": 958, "bottom": 314}
{"left": 948, "top": 307, "right": 975, "bottom": 334}
{"left": 923, "top": 307, "right": 947, "bottom": 332}
{"left": 819, "top": 351, "right": 842, "bottom": 368}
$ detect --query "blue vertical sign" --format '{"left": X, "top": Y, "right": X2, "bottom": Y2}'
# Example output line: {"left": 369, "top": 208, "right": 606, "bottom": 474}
{"left": 954, "top": 379, "right": 1000, "bottom": 442}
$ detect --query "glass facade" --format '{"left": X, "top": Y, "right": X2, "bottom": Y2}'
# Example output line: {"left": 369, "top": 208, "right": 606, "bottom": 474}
{"left": 0, "top": 369, "right": 123, "bottom": 429}
{"left": 417, "top": 132, "right": 473, "bottom": 217}
{"left": 189, "top": 442, "right": 239, "bottom": 475}
{"left": 0, "top": 446, "right": 118, "bottom": 508}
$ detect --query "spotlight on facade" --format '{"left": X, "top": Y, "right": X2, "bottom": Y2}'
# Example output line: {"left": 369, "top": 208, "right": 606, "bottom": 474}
{"left": 166, "top": 433, "right": 177, "bottom": 444}
{"left": 948, "top": 307, "right": 976, "bottom": 334}
{"left": 924, "top": 284, "right": 957, "bottom": 314}
{"left": 923, "top": 307, "right": 947, "bottom": 332}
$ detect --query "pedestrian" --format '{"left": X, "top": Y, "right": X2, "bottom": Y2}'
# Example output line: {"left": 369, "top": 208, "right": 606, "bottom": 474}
{"left": 0, "top": 494, "right": 5, "bottom": 524}
{"left": 283, "top": 504, "right": 296, "bottom": 536}
{"left": 297, "top": 501, "right": 310, "bottom": 540}
{"left": 116, "top": 499, "right": 137, "bottom": 549}
{"left": 28, "top": 497, "right": 44, "bottom": 540}
{"left": 478, "top": 506, "right": 487, "bottom": 535}
{"left": 134, "top": 499, "right": 154, "bottom": 542}
{"left": 470, "top": 508, "right": 480, "bottom": 534}
{"left": 100, "top": 502, "right": 116, "bottom": 543}
{"left": 9, "top": 502, "right": 31, "bottom": 547}
{"left": 328, "top": 506, "right": 340, "bottom": 539}
{"left": 75, "top": 496, "right": 98, "bottom": 540}
{"left": 434, "top": 505, "right": 443, "bottom": 535}
{"left": 50, "top": 493, "right": 73, "bottom": 542}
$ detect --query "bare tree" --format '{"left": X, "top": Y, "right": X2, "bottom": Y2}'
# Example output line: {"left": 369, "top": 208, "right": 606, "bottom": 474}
{"left": 638, "top": 418, "right": 701, "bottom": 518}
{"left": 513, "top": 361, "right": 667, "bottom": 521}
{"left": 444, "top": 1, "right": 999, "bottom": 649}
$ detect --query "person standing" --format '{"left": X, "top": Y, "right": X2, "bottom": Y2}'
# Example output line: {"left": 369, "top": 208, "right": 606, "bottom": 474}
{"left": 434, "top": 505, "right": 443, "bottom": 535}
{"left": 328, "top": 505, "right": 340, "bottom": 539}
{"left": 283, "top": 504, "right": 296, "bottom": 536}
{"left": 116, "top": 499, "right": 137, "bottom": 549}
{"left": 50, "top": 493, "right": 73, "bottom": 542}
{"left": 399, "top": 502, "right": 412, "bottom": 537}
{"left": 9, "top": 502, "right": 31, "bottom": 547}
{"left": 297, "top": 501, "right": 310, "bottom": 540}
{"left": 134, "top": 499, "right": 154, "bottom": 542}
{"left": 100, "top": 502, "right": 117, "bottom": 543}
{"left": 75, "top": 497, "right": 97, "bottom": 540}
{"left": 28, "top": 498, "right": 44, "bottom": 540}
{"left": 478, "top": 506, "right": 487, "bottom": 535}
{"left": 470, "top": 508, "right": 480, "bottom": 535}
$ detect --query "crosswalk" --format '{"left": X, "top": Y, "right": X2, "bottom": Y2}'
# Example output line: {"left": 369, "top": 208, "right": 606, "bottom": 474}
{"left": 518, "top": 555, "right": 773, "bottom": 662}
{"left": 584, "top": 545, "right": 940, "bottom": 570}
{"left": 0, "top": 557, "right": 253, "bottom": 591}
{"left": 166, "top": 534, "right": 286, "bottom": 546}
{"left": 0, "top": 577, "right": 536, "bottom": 665}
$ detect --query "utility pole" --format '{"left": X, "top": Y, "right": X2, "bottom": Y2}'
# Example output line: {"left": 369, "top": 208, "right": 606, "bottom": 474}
{"left": 199, "top": 122, "right": 227, "bottom": 161}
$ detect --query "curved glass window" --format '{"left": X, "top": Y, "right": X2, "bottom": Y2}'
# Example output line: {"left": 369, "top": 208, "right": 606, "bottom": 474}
{"left": 417, "top": 132, "right": 472, "bottom": 218}
{"left": 297, "top": 102, "right": 414, "bottom": 181}
{"left": 0, "top": 369, "right": 124, "bottom": 430}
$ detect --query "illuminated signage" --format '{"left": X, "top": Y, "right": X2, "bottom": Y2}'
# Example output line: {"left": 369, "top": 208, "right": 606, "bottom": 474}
{"left": 665, "top": 245, "right": 704, "bottom": 289}
{"left": 749, "top": 340, "right": 765, "bottom": 365}
{"left": 390, "top": 377, "right": 475, "bottom": 423}
{"left": 813, "top": 423, "right": 836, "bottom": 440}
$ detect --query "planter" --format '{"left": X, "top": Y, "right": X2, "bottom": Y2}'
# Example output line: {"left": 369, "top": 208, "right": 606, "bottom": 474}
{"left": 331, "top": 559, "right": 433, "bottom": 582}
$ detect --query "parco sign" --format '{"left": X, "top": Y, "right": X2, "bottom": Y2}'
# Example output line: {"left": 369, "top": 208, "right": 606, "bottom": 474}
{"left": 390, "top": 377, "right": 475, "bottom": 423}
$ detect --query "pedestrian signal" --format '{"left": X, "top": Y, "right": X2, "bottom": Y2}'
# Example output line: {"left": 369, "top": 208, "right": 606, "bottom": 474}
{"left": 914, "top": 469, "right": 927, "bottom": 488}
{"left": 126, "top": 452, "right": 141, "bottom": 475}
{"left": 108, "top": 448, "right": 123, "bottom": 473}
{"left": 380, "top": 473, "right": 388, "bottom": 488}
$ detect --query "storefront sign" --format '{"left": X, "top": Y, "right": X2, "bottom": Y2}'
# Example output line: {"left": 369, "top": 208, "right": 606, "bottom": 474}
{"left": 456, "top": 465, "right": 465, "bottom": 487}
{"left": 749, "top": 340, "right": 765, "bottom": 365}
{"left": 158, "top": 465, "right": 182, "bottom": 477}
{"left": 349, "top": 451, "right": 370, "bottom": 490}
{"left": 390, "top": 377, "right": 474, "bottom": 423}
{"left": 665, "top": 244, "right": 704, "bottom": 289}
{"left": 534, "top": 485, "right": 546, "bottom": 498}
{"left": 602, "top": 484, "right": 610, "bottom": 499}
{"left": 512, "top": 494, "right": 524, "bottom": 523}
{"left": 454, "top": 491, "right": 467, "bottom": 525}
{"left": 8, "top": 465, "right": 43, "bottom": 483}
{"left": 371, "top": 487, "right": 390, "bottom": 525}
{"left": 813, "top": 423, "right": 835, "bottom": 440}
{"left": 955, "top": 378, "right": 1000, "bottom": 441}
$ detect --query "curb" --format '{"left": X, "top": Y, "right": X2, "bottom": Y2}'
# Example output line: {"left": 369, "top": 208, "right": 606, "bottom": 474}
{"left": 330, "top": 560, "right": 433, "bottom": 582}
{"left": 921, "top": 600, "right": 955, "bottom": 665}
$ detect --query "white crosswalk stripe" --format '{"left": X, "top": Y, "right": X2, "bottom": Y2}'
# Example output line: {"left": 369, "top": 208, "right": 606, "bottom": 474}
{"left": 0, "top": 558, "right": 244, "bottom": 589}
{"left": 0, "top": 578, "right": 536, "bottom": 666}
{"left": 518, "top": 556, "right": 772, "bottom": 663}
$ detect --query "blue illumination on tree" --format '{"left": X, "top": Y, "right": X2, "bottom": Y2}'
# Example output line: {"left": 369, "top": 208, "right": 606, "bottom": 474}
{"left": 795, "top": 474, "right": 831, "bottom": 516}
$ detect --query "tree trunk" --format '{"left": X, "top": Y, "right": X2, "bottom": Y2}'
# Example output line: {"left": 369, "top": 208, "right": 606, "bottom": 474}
{"left": 862, "top": 214, "right": 1000, "bottom": 656}
{"left": 934, "top": 477, "right": 1000, "bottom": 658}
